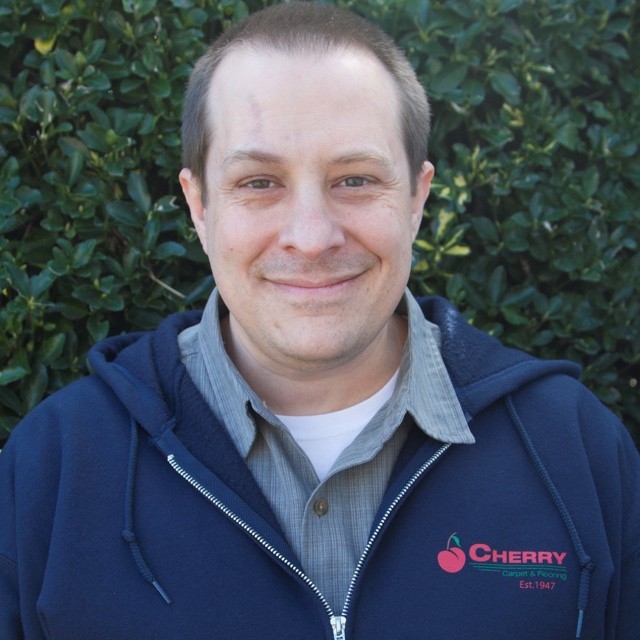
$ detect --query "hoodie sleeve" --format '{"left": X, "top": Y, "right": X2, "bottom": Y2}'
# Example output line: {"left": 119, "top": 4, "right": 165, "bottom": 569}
{"left": 618, "top": 545, "right": 640, "bottom": 637}
{"left": 614, "top": 427, "right": 640, "bottom": 637}
{"left": 0, "top": 403, "right": 63, "bottom": 640}
{"left": 0, "top": 442, "right": 23, "bottom": 639}
{"left": 577, "top": 386, "right": 640, "bottom": 637}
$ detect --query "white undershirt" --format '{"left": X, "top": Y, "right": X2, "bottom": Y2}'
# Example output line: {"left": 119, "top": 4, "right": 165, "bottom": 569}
{"left": 276, "top": 369, "right": 400, "bottom": 481}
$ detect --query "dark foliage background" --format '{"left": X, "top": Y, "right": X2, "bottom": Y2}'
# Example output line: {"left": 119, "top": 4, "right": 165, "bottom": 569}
{"left": 1, "top": 0, "right": 638, "bottom": 446}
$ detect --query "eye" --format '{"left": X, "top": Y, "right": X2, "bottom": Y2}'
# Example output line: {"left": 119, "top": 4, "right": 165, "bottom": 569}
{"left": 243, "top": 178, "right": 274, "bottom": 189}
{"left": 341, "top": 176, "right": 369, "bottom": 188}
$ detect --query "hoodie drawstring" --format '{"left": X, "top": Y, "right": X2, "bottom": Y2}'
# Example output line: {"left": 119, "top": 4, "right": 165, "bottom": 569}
{"left": 505, "top": 396, "right": 594, "bottom": 639}
{"left": 122, "top": 418, "right": 172, "bottom": 605}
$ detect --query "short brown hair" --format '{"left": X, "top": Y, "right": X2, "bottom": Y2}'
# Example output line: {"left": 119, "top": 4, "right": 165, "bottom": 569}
{"left": 181, "top": 1, "right": 430, "bottom": 199}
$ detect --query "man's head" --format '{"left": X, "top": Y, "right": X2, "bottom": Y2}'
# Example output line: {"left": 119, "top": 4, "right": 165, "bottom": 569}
{"left": 181, "top": 1, "right": 430, "bottom": 201}
{"left": 179, "top": 2, "right": 434, "bottom": 405}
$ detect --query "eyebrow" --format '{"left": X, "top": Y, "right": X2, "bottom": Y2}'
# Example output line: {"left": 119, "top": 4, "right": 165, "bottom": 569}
{"left": 221, "top": 149, "right": 285, "bottom": 170}
{"left": 330, "top": 151, "right": 394, "bottom": 170}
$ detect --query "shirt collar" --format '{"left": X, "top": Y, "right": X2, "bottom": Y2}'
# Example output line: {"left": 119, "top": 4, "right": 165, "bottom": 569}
{"left": 198, "top": 288, "right": 474, "bottom": 458}
{"left": 401, "top": 292, "right": 475, "bottom": 444}
{"left": 198, "top": 289, "right": 262, "bottom": 457}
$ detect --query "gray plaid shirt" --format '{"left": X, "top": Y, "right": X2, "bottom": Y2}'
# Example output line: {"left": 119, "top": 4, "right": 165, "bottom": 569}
{"left": 179, "top": 288, "right": 473, "bottom": 613}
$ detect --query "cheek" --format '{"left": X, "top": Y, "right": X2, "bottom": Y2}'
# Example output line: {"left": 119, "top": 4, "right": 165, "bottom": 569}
{"left": 363, "top": 207, "right": 416, "bottom": 255}
{"left": 207, "top": 215, "right": 272, "bottom": 273}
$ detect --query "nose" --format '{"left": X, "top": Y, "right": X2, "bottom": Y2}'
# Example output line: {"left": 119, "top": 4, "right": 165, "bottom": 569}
{"left": 278, "top": 184, "right": 346, "bottom": 260}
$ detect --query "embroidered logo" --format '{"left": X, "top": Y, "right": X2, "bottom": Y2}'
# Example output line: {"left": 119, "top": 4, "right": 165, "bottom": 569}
{"left": 436, "top": 532, "right": 466, "bottom": 573}
{"left": 437, "top": 533, "right": 569, "bottom": 588}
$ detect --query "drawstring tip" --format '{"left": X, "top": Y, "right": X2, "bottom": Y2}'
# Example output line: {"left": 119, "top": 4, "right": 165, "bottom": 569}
{"left": 575, "top": 609, "right": 584, "bottom": 639}
{"left": 152, "top": 580, "right": 172, "bottom": 605}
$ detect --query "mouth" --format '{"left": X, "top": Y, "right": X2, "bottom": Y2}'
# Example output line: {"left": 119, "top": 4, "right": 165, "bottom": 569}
{"left": 264, "top": 272, "right": 366, "bottom": 303}
{"left": 268, "top": 274, "right": 361, "bottom": 289}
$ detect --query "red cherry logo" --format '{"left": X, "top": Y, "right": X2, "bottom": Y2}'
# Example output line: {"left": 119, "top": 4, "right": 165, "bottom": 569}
{"left": 437, "top": 533, "right": 466, "bottom": 573}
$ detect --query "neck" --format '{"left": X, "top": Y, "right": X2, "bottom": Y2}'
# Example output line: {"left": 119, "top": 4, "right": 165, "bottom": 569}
{"left": 221, "top": 314, "right": 407, "bottom": 415}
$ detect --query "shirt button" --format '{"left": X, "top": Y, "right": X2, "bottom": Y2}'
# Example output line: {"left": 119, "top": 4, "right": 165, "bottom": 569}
{"left": 313, "top": 498, "right": 329, "bottom": 517}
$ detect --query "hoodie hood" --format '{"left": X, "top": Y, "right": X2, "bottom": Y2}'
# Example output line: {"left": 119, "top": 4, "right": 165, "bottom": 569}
{"left": 89, "top": 311, "right": 202, "bottom": 438}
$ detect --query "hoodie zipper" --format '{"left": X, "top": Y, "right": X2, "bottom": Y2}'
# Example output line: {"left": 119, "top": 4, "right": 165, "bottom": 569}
{"left": 167, "top": 442, "right": 450, "bottom": 640}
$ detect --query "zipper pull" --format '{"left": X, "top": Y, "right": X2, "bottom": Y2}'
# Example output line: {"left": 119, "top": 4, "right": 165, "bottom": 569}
{"left": 330, "top": 615, "right": 347, "bottom": 640}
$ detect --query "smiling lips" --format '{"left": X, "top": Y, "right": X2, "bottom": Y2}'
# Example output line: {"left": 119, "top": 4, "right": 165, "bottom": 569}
{"left": 268, "top": 274, "right": 361, "bottom": 289}
{"left": 258, "top": 254, "right": 377, "bottom": 292}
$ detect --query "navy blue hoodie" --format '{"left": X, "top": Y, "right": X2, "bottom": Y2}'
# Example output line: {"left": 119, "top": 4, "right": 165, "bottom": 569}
{"left": 1, "top": 296, "right": 639, "bottom": 639}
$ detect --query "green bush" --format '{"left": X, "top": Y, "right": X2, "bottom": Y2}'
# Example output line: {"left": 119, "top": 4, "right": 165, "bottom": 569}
{"left": 1, "top": 0, "right": 638, "bottom": 446}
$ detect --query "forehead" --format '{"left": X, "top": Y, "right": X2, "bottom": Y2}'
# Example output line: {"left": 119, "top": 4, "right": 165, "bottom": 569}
{"left": 204, "top": 45, "right": 404, "bottom": 164}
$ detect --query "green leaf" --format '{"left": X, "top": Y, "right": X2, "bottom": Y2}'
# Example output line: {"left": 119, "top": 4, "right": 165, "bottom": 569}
{"left": 472, "top": 217, "right": 499, "bottom": 243}
{"left": 154, "top": 195, "right": 179, "bottom": 214}
{"left": 503, "top": 287, "right": 537, "bottom": 307}
{"left": 0, "top": 387, "right": 23, "bottom": 415}
{"left": 65, "top": 150, "right": 84, "bottom": 187}
{"left": 73, "top": 239, "right": 99, "bottom": 267}
{"left": 502, "top": 307, "right": 529, "bottom": 326}
{"left": 103, "top": 10, "right": 131, "bottom": 38}
{"left": 435, "top": 210, "right": 456, "bottom": 241}
{"left": 153, "top": 241, "right": 187, "bottom": 259}
{"left": 149, "top": 76, "right": 171, "bottom": 98}
{"left": 444, "top": 245, "right": 470, "bottom": 256}
{"left": 0, "top": 194, "right": 21, "bottom": 216}
{"left": 142, "top": 218, "right": 160, "bottom": 251}
{"left": 5, "top": 263, "right": 30, "bottom": 296}
{"left": 0, "top": 105, "right": 18, "bottom": 126}
{"left": 40, "top": 0, "right": 64, "bottom": 17}
{"left": 58, "top": 136, "right": 90, "bottom": 157}
{"left": 601, "top": 42, "right": 628, "bottom": 60}
{"left": 122, "top": 0, "right": 157, "bottom": 15}
{"left": 490, "top": 71, "right": 521, "bottom": 103}
{"left": 85, "top": 39, "right": 107, "bottom": 64}
{"left": 556, "top": 123, "right": 580, "bottom": 150}
{"left": 121, "top": 77, "right": 145, "bottom": 93}
{"left": 37, "top": 334, "right": 66, "bottom": 365}
{"left": 23, "top": 365, "right": 48, "bottom": 412}
{"left": 84, "top": 70, "right": 111, "bottom": 91}
{"left": 87, "top": 315, "right": 110, "bottom": 342}
{"left": 53, "top": 300, "right": 88, "bottom": 320}
{"left": 487, "top": 266, "right": 507, "bottom": 305}
{"left": 498, "top": 0, "right": 525, "bottom": 12}
{"left": 0, "top": 366, "right": 29, "bottom": 386}
{"left": 30, "top": 269, "right": 56, "bottom": 297}
{"left": 428, "top": 63, "right": 468, "bottom": 94}
{"left": 106, "top": 201, "right": 144, "bottom": 226}
{"left": 127, "top": 172, "right": 152, "bottom": 213}
{"left": 20, "top": 86, "right": 58, "bottom": 124}
{"left": 77, "top": 123, "right": 111, "bottom": 153}
{"left": 54, "top": 49, "right": 78, "bottom": 77}
{"left": 112, "top": 109, "right": 144, "bottom": 135}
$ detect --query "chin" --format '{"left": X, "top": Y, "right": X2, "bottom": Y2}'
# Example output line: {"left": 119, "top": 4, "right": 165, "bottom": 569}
{"left": 268, "top": 330, "right": 371, "bottom": 371}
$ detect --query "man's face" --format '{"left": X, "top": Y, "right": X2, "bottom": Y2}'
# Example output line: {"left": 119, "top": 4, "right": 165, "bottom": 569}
{"left": 181, "top": 46, "right": 433, "bottom": 378}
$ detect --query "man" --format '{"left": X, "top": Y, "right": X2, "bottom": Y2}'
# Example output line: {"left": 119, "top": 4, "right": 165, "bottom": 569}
{"left": 1, "top": 3, "right": 638, "bottom": 638}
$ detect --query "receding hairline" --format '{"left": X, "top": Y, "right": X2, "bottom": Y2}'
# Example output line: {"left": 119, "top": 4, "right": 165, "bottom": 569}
{"left": 201, "top": 41, "right": 409, "bottom": 179}
{"left": 205, "top": 41, "right": 405, "bottom": 111}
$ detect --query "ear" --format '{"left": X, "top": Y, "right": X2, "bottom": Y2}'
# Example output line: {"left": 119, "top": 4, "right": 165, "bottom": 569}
{"left": 179, "top": 168, "right": 208, "bottom": 254}
{"left": 409, "top": 161, "right": 435, "bottom": 240}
